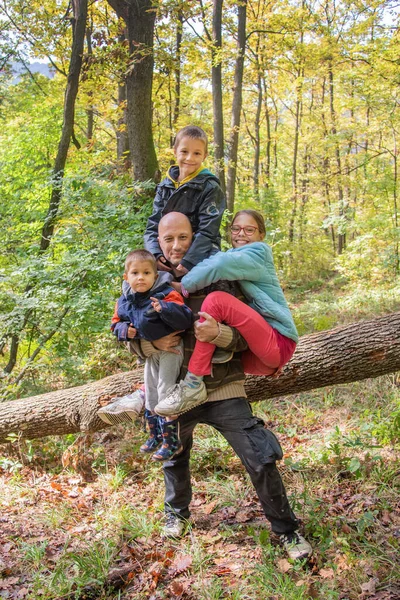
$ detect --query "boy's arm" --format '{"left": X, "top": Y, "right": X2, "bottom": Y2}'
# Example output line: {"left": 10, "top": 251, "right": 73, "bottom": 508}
{"left": 143, "top": 185, "right": 163, "bottom": 258}
{"left": 182, "top": 243, "right": 270, "bottom": 293}
{"left": 180, "top": 182, "right": 225, "bottom": 271}
{"left": 156, "top": 291, "right": 193, "bottom": 330}
{"left": 110, "top": 300, "right": 131, "bottom": 342}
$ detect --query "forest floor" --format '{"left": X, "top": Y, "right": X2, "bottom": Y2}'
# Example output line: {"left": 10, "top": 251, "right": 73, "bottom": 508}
{"left": 1, "top": 374, "right": 400, "bottom": 600}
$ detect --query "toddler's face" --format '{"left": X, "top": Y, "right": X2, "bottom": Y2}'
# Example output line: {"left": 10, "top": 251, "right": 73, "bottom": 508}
{"left": 124, "top": 259, "right": 156, "bottom": 293}
{"left": 174, "top": 135, "right": 207, "bottom": 180}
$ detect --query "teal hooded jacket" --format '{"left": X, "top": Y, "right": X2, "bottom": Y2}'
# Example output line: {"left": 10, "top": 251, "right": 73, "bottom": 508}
{"left": 181, "top": 241, "right": 298, "bottom": 343}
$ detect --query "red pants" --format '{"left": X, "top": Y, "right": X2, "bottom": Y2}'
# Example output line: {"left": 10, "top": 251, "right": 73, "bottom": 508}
{"left": 189, "top": 291, "right": 284, "bottom": 376}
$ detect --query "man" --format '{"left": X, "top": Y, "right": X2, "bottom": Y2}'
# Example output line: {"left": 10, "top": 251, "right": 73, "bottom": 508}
{"left": 99, "top": 212, "right": 312, "bottom": 560}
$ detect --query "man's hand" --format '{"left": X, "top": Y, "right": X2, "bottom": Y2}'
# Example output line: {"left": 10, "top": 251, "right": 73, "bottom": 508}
{"left": 176, "top": 264, "right": 188, "bottom": 275}
{"left": 156, "top": 256, "right": 172, "bottom": 272}
{"left": 153, "top": 331, "right": 183, "bottom": 354}
{"left": 194, "top": 311, "right": 219, "bottom": 342}
{"left": 150, "top": 297, "right": 162, "bottom": 313}
{"left": 127, "top": 324, "right": 137, "bottom": 339}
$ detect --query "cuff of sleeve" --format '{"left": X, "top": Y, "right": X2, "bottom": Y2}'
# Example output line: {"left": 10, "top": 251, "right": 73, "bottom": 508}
{"left": 180, "top": 258, "right": 194, "bottom": 271}
{"left": 210, "top": 323, "right": 234, "bottom": 348}
{"left": 141, "top": 339, "right": 160, "bottom": 357}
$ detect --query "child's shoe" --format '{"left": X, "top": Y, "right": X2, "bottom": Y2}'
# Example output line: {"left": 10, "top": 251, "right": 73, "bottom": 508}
{"left": 140, "top": 410, "right": 162, "bottom": 453}
{"left": 152, "top": 418, "right": 183, "bottom": 461}
{"left": 154, "top": 381, "right": 208, "bottom": 417}
{"left": 97, "top": 386, "right": 145, "bottom": 425}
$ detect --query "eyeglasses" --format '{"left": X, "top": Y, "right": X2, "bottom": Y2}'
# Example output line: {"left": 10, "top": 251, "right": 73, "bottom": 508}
{"left": 230, "top": 225, "right": 259, "bottom": 235}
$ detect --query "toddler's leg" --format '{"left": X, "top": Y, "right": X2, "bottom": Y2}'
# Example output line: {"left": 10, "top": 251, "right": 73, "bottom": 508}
{"left": 152, "top": 417, "right": 183, "bottom": 461}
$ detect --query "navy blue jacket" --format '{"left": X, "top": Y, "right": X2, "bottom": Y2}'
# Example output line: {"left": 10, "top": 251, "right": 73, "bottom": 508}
{"left": 144, "top": 166, "right": 225, "bottom": 271}
{"left": 111, "top": 272, "right": 193, "bottom": 342}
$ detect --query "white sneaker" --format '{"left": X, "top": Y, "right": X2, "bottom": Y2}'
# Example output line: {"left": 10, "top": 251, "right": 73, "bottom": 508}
{"left": 162, "top": 514, "right": 190, "bottom": 538}
{"left": 97, "top": 390, "right": 144, "bottom": 425}
{"left": 280, "top": 532, "right": 313, "bottom": 560}
{"left": 154, "top": 380, "right": 208, "bottom": 417}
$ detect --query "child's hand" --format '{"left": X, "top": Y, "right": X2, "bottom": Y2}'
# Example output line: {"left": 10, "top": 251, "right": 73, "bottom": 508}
{"left": 176, "top": 264, "right": 188, "bottom": 275}
{"left": 127, "top": 325, "right": 137, "bottom": 339}
{"left": 170, "top": 281, "right": 182, "bottom": 293}
{"left": 156, "top": 256, "right": 172, "bottom": 272}
{"left": 150, "top": 297, "right": 162, "bottom": 312}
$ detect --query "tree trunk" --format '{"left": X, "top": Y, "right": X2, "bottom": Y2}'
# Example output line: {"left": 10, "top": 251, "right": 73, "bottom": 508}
{"left": 107, "top": 0, "right": 158, "bottom": 182}
{"left": 1, "top": 313, "right": 400, "bottom": 443}
{"left": 225, "top": 0, "right": 247, "bottom": 214}
{"left": 40, "top": 0, "right": 88, "bottom": 250}
{"left": 211, "top": 0, "right": 226, "bottom": 194}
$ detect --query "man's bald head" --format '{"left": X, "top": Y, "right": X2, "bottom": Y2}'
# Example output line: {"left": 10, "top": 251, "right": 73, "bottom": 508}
{"left": 158, "top": 212, "right": 193, "bottom": 267}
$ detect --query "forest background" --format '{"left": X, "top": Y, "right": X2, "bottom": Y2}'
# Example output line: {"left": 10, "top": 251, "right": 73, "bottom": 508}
{"left": 1, "top": 1, "right": 400, "bottom": 599}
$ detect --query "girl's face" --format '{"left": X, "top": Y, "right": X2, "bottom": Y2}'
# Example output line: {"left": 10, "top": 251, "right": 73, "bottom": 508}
{"left": 231, "top": 214, "right": 265, "bottom": 248}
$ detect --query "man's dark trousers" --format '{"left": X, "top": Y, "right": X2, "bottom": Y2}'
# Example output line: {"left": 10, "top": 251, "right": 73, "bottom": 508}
{"left": 163, "top": 397, "right": 299, "bottom": 534}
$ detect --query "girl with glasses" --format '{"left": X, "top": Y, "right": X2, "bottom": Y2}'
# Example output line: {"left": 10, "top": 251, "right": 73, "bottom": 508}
{"left": 154, "top": 209, "right": 298, "bottom": 417}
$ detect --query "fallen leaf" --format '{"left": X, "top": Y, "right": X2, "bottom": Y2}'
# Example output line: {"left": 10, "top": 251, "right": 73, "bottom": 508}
{"left": 319, "top": 568, "right": 335, "bottom": 579}
{"left": 361, "top": 578, "right": 378, "bottom": 596}
{"left": 276, "top": 558, "right": 292, "bottom": 573}
{"left": 203, "top": 500, "right": 218, "bottom": 514}
{"left": 170, "top": 554, "right": 192, "bottom": 575}
{"left": 235, "top": 510, "right": 252, "bottom": 523}
{"left": 169, "top": 580, "right": 184, "bottom": 596}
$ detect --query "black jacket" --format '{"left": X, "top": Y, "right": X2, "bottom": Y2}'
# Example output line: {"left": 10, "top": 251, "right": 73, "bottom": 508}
{"left": 144, "top": 166, "right": 225, "bottom": 270}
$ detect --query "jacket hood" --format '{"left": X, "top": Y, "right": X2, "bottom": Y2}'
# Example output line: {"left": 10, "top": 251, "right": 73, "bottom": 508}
{"left": 166, "top": 165, "right": 220, "bottom": 186}
{"left": 122, "top": 271, "right": 173, "bottom": 300}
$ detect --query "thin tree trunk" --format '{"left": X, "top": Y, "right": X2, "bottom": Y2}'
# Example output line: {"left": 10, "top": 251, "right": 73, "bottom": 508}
{"left": 253, "top": 46, "right": 262, "bottom": 201}
{"left": 40, "top": 0, "right": 88, "bottom": 250}
{"left": 328, "top": 60, "right": 345, "bottom": 254}
{"left": 2, "top": 313, "right": 400, "bottom": 443}
{"left": 211, "top": 0, "right": 226, "bottom": 194}
{"left": 226, "top": 0, "right": 247, "bottom": 214}
{"left": 116, "top": 32, "right": 130, "bottom": 168}
{"left": 173, "top": 9, "right": 183, "bottom": 133}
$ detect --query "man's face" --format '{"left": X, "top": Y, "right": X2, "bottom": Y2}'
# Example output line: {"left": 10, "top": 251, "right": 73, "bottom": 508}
{"left": 158, "top": 218, "right": 193, "bottom": 267}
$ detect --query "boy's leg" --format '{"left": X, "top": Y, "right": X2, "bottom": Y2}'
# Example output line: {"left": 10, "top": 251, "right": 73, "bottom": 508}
{"left": 144, "top": 354, "right": 162, "bottom": 412}
{"left": 156, "top": 342, "right": 184, "bottom": 402}
{"left": 200, "top": 291, "right": 280, "bottom": 375}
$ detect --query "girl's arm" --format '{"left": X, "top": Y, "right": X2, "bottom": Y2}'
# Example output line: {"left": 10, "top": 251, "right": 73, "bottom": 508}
{"left": 182, "top": 242, "right": 272, "bottom": 293}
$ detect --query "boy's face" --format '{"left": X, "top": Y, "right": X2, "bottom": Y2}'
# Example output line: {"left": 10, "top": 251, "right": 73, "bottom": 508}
{"left": 124, "top": 259, "right": 157, "bottom": 293}
{"left": 174, "top": 135, "right": 207, "bottom": 181}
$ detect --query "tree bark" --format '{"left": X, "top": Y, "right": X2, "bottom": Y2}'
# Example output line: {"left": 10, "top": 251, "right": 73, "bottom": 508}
{"left": 107, "top": 0, "right": 158, "bottom": 182}
{"left": 1, "top": 313, "right": 400, "bottom": 443}
{"left": 226, "top": 0, "right": 247, "bottom": 214}
{"left": 211, "top": 0, "right": 226, "bottom": 194}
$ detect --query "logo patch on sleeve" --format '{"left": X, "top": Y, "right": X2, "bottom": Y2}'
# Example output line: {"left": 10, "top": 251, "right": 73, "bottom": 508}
{"left": 206, "top": 203, "right": 220, "bottom": 216}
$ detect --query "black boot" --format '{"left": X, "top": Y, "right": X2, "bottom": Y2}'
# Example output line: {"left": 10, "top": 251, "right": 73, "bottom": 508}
{"left": 140, "top": 410, "right": 162, "bottom": 453}
{"left": 152, "top": 417, "right": 183, "bottom": 461}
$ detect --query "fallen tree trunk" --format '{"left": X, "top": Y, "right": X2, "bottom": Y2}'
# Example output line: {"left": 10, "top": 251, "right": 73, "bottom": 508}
{"left": 1, "top": 312, "right": 400, "bottom": 443}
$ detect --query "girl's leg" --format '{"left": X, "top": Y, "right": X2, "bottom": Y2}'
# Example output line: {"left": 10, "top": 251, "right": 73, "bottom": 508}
{"left": 198, "top": 291, "right": 281, "bottom": 376}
